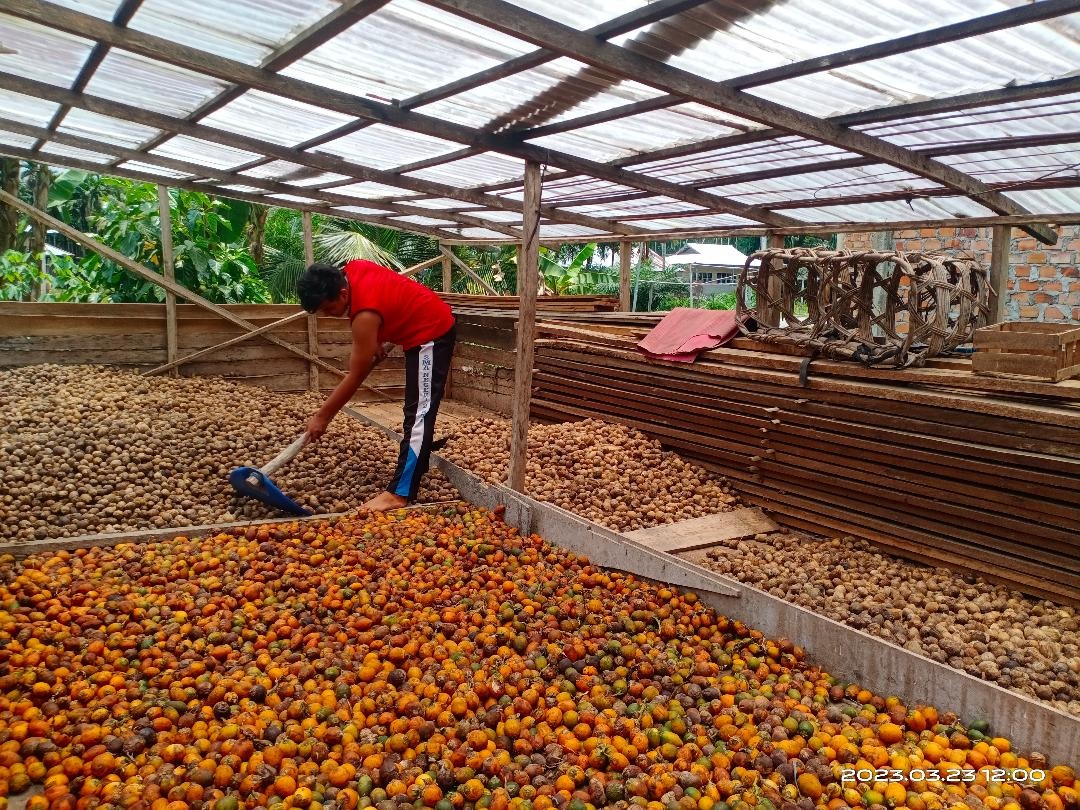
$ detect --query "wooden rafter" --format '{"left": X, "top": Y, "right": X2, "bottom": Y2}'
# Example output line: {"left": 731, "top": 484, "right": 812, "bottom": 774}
{"left": 468, "top": 76, "right": 1080, "bottom": 198}
{"left": 10, "top": 0, "right": 797, "bottom": 228}
{"left": 0, "top": 71, "right": 639, "bottom": 238}
{"left": 422, "top": 0, "right": 1062, "bottom": 243}
{"left": 0, "top": 116, "right": 527, "bottom": 238}
{"left": 506, "top": 0, "right": 1080, "bottom": 147}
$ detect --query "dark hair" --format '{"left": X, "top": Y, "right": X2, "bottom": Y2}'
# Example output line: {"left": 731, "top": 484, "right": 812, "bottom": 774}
{"left": 297, "top": 263, "right": 346, "bottom": 313}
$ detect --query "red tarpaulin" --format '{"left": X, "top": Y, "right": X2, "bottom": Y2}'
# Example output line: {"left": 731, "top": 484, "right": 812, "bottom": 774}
{"left": 637, "top": 308, "right": 744, "bottom": 362}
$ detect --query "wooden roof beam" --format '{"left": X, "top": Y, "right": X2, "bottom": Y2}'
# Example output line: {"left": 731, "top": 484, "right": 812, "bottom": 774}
{"left": 0, "top": 145, "right": 469, "bottom": 242}
{"left": 0, "top": 117, "right": 527, "bottom": 237}
{"left": 0, "top": 71, "right": 637, "bottom": 238}
{"left": 293, "top": 0, "right": 716, "bottom": 153}
{"left": 11, "top": 0, "right": 795, "bottom": 228}
{"left": 423, "top": 0, "right": 1063, "bottom": 244}
{"left": 470, "top": 76, "right": 1080, "bottom": 196}
{"left": 118, "top": 0, "right": 394, "bottom": 171}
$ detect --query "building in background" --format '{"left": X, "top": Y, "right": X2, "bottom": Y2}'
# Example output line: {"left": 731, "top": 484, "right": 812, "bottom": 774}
{"left": 664, "top": 243, "right": 759, "bottom": 299}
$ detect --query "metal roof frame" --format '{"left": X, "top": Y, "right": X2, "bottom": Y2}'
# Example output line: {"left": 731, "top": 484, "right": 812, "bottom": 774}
{"left": 0, "top": 0, "right": 1076, "bottom": 245}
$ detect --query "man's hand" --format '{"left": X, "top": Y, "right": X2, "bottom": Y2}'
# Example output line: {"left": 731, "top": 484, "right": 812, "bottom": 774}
{"left": 373, "top": 342, "right": 394, "bottom": 365}
{"left": 306, "top": 412, "right": 331, "bottom": 442}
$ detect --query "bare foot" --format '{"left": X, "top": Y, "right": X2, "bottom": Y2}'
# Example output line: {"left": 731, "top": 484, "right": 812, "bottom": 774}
{"left": 360, "top": 491, "right": 409, "bottom": 512}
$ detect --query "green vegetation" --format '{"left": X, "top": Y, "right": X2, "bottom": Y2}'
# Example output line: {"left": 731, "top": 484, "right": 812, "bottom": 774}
{"left": 0, "top": 161, "right": 835, "bottom": 306}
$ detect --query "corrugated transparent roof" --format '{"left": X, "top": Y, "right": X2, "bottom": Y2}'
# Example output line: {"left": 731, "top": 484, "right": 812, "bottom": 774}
{"left": 0, "top": 0, "right": 1076, "bottom": 243}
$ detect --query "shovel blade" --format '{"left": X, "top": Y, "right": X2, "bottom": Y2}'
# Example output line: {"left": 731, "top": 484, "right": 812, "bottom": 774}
{"left": 228, "top": 466, "right": 312, "bottom": 517}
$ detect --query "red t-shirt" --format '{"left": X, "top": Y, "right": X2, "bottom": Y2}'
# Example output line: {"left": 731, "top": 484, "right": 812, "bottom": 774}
{"left": 345, "top": 259, "right": 455, "bottom": 350}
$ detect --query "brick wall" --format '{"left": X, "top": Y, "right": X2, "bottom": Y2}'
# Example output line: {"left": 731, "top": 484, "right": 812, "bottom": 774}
{"left": 836, "top": 225, "right": 1080, "bottom": 323}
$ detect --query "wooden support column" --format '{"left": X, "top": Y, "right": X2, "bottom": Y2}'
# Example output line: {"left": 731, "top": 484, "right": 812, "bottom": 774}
{"left": 516, "top": 246, "right": 523, "bottom": 296}
{"left": 619, "top": 241, "right": 631, "bottom": 311}
{"left": 441, "top": 245, "right": 452, "bottom": 292}
{"left": 302, "top": 211, "right": 318, "bottom": 391}
{"left": 989, "top": 225, "right": 1011, "bottom": 324}
{"left": 157, "top": 186, "right": 177, "bottom": 376}
{"left": 758, "top": 233, "right": 785, "bottom": 326}
{"left": 508, "top": 162, "right": 541, "bottom": 493}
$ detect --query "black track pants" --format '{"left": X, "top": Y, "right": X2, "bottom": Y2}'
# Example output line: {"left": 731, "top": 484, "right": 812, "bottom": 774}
{"left": 387, "top": 323, "right": 455, "bottom": 501}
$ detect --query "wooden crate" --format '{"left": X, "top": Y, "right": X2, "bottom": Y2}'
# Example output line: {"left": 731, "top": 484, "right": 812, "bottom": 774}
{"left": 972, "top": 322, "right": 1080, "bottom": 382}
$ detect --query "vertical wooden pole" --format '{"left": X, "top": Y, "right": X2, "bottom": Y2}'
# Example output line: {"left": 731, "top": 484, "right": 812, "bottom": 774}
{"left": 508, "top": 162, "right": 541, "bottom": 493}
{"left": 516, "top": 246, "right": 523, "bottom": 296}
{"left": 157, "top": 186, "right": 177, "bottom": 376}
{"left": 441, "top": 244, "right": 452, "bottom": 292}
{"left": 302, "top": 211, "right": 318, "bottom": 391}
{"left": 619, "top": 241, "right": 631, "bottom": 311}
{"left": 989, "top": 225, "right": 1011, "bottom": 325}
{"left": 758, "top": 233, "right": 785, "bottom": 326}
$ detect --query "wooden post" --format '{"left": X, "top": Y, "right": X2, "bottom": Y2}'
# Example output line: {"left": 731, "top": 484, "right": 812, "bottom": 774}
{"left": 516, "top": 246, "right": 523, "bottom": 296}
{"left": 302, "top": 211, "right": 318, "bottom": 390}
{"left": 758, "top": 233, "right": 785, "bottom": 327}
{"left": 989, "top": 225, "right": 1011, "bottom": 325}
{"left": 619, "top": 241, "right": 631, "bottom": 311}
{"left": 157, "top": 185, "right": 177, "bottom": 376}
{"left": 302, "top": 211, "right": 314, "bottom": 266}
{"left": 441, "top": 245, "right": 452, "bottom": 292}
{"left": 508, "top": 162, "right": 541, "bottom": 493}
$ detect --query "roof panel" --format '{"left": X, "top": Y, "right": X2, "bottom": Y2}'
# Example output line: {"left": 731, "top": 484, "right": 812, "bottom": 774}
{"left": 333, "top": 205, "right": 399, "bottom": 216}
{"left": 287, "top": 171, "right": 352, "bottom": 187}
{"left": 200, "top": 90, "right": 355, "bottom": 148}
{"left": 151, "top": 135, "right": 263, "bottom": 170}
{"left": 57, "top": 109, "right": 161, "bottom": 149}
{"left": 529, "top": 103, "right": 756, "bottom": 162}
{"left": 0, "top": 15, "right": 95, "bottom": 87}
{"left": 400, "top": 197, "right": 482, "bottom": 210}
{"left": 703, "top": 165, "right": 940, "bottom": 205}
{"left": 0, "top": 89, "right": 59, "bottom": 128}
{"left": 281, "top": 0, "right": 535, "bottom": 102}
{"left": 624, "top": 0, "right": 1016, "bottom": 82}
{"left": 862, "top": 94, "right": 1080, "bottom": 149}
{"left": 784, "top": 196, "right": 996, "bottom": 223}
{"left": 129, "top": 0, "right": 339, "bottom": 66}
{"left": 329, "top": 181, "right": 424, "bottom": 199}
{"left": 511, "top": 0, "right": 644, "bottom": 29}
{"left": 318, "top": 124, "right": 460, "bottom": 171}
{"left": 1003, "top": 187, "right": 1080, "bottom": 213}
{"left": 39, "top": 141, "right": 115, "bottom": 163}
{"left": 390, "top": 215, "right": 460, "bottom": 227}
{"left": 630, "top": 138, "right": 854, "bottom": 183}
{"left": 0, "top": 131, "right": 40, "bottom": 150}
{"left": 268, "top": 193, "right": 325, "bottom": 204}
{"left": 417, "top": 57, "right": 659, "bottom": 131}
{"left": 459, "top": 227, "right": 516, "bottom": 240}
{"left": 44, "top": 0, "right": 121, "bottom": 19}
{"left": 407, "top": 152, "right": 524, "bottom": 186}
{"left": 84, "top": 50, "right": 232, "bottom": 118}
{"left": 627, "top": 214, "right": 759, "bottom": 230}
{"left": 116, "top": 160, "right": 193, "bottom": 180}
{"left": 938, "top": 144, "right": 1080, "bottom": 185}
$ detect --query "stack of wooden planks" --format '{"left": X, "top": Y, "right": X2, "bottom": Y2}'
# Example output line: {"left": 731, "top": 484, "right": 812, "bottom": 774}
{"left": 441, "top": 293, "right": 620, "bottom": 312}
{"left": 531, "top": 321, "right": 1080, "bottom": 605}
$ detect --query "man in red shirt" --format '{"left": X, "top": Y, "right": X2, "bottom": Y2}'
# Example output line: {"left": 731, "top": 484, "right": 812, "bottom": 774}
{"left": 298, "top": 260, "right": 456, "bottom": 511}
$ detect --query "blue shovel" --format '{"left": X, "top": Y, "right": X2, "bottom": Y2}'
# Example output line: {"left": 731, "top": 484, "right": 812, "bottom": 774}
{"left": 228, "top": 433, "right": 312, "bottom": 516}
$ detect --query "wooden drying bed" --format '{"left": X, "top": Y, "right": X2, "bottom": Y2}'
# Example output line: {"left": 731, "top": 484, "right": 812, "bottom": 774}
{"left": 531, "top": 322, "right": 1080, "bottom": 605}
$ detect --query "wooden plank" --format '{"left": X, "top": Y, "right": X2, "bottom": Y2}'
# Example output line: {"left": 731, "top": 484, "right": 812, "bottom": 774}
{"left": 0, "top": 349, "right": 166, "bottom": 366}
{"left": 442, "top": 250, "right": 452, "bottom": 291}
{"left": 756, "top": 460, "right": 1080, "bottom": 561}
{"left": 0, "top": 334, "right": 167, "bottom": 351}
{"left": 974, "top": 329, "right": 1076, "bottom": 351}
{"left": 538, "top": 340, "right": 1080, "bottom": 426}
{"left": 622, "top": 507, "right": 778, "bottom": 552}
{"left": 454, "top": 343, "right": 516, "bottom": 367}
{"left": 972, "top": 351, "right": 1064, "bottom": 379}
{"left": 147, "top": 310, "right": 310, "bottom": 376}
{"left": 0, "top": 316, "right": 166, "bottom": 337}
